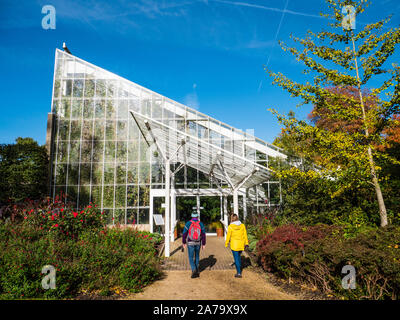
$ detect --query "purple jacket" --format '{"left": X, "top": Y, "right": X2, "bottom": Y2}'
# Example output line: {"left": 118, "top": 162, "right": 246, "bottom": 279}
{"left": 182, "top": 218, "right": 206, "bottom": 246}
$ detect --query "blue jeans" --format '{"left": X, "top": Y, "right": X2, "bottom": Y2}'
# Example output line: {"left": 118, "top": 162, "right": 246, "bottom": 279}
{"left": 232, "top": 250, "right": 242, "bottom": 275}
{"left": 187, "top": 244, "right": 201, "bottom": 272}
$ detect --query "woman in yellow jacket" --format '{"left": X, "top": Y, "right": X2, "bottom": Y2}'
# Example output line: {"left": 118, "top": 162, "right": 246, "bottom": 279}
{"left": 225, "top": 214, "right": 249, "bottom": 278}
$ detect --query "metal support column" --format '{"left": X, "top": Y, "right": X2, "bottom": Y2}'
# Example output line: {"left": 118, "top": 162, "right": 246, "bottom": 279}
{"left": 165, "top": 159, "right": 170, "bottom": 257}
{"left": 233, "top": 189, "right": 239, "bottom": 216}
{"left": 196, "top": 195, "right": 201, "bottom": 218}
{"left": 243, "top": 190, "right": 247, "bottom": 221}
{"left": 171, "top": 181, "right": 176, "bottom": 242}
{"left": 223, "top": 196, "right": 229, "bottom": 240}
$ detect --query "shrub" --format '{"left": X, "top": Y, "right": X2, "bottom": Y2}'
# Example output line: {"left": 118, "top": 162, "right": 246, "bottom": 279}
{"left": 0, "top": 197, "right": 163, "bottom": 299}
{"left": 256, "top": 224, "right": 400, "bottom": 299}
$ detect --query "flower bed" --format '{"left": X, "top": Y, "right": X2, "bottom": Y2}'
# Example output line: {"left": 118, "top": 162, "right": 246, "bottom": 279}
{"left": 0, "top": 196, "right": 163, "bottom": 299}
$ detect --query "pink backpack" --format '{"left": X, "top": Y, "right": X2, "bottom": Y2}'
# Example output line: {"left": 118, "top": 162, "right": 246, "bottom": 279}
{"left": 188, "top": 220, "right": 201, "bottom": 242}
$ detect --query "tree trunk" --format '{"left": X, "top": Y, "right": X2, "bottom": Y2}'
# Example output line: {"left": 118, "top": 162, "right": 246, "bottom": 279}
{"left": 367, "top": 146, "right": 388, "bottom": 227}
{"left": 352, "top": 36, "right": 388, "bottom": 227}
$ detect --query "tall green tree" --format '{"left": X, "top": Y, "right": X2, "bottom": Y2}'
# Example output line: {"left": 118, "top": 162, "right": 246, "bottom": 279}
{"left": 267, "top": 0, "right": 400, "bottom": 227}
{"left": 0, "top": 137, "right": 49, "bottom": 205}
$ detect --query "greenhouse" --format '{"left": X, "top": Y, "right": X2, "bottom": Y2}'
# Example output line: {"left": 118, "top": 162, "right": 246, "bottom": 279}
{"left": 46, "top": 48, "right": 287, "bottom": 255}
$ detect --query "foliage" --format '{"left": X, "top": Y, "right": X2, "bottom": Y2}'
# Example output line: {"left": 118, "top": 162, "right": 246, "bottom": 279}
{"left": 266, "top": 0, "right": 400, "bottom": 227}
{"left": 273, "top": 165, "right": 395, "bottom": 228}
{"left": 245, "top": 213, "right": 276, "bottom": 252}
{"left": 256, "top": 224, "right": 400, "bottom": 299}
{"left": 0, "top": 197, "right": 162, "bottom": 299}
{"left": 0, "top": 137, "right": 49, "bottom": 206}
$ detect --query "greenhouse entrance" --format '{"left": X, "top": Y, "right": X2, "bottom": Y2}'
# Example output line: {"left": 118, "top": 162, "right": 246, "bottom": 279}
{"left": 175, "top": 196, "right": 221, "bottom": 235}
{"left": 149, "top": 188, "right": 247, "bottom": 237}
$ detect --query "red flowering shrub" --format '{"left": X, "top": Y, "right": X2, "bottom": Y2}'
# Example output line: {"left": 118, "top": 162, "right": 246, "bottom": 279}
{"left": 0, "top": 195, "right": 163, "bottom": 299}
{"left": 2, "top": 193, "right": 104, "bottom": 239}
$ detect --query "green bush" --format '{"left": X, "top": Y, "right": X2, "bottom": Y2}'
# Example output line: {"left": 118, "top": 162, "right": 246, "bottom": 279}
{"left": 0, "top": 198, "right": 163, "bottom": 299}
{"left": 256, "top": 224, "right": 400, "bottom": 299}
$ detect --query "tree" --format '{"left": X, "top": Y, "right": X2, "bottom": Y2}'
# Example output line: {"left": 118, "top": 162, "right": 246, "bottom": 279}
{"left": 0, "top": 137, "right": 49, "bottom": 205}
{"left": 267, "top": 0, "right": 400, "bottom": 227}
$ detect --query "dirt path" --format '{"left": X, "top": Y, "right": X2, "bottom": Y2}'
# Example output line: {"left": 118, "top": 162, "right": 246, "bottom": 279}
{"left": 123, "top": 268, "right": 297, "bottom": 300}
{"left": 122, "top": 237, "right": 299, "bottom": 300}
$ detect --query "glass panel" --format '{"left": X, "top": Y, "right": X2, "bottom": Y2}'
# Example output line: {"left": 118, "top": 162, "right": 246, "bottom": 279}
{"left": 67, "top": 163, "right": 79, "bottom": 185}
{"left": 90, "top": 186, "right": 102, "bottom": 206}
{"left": 106, "top": 100, "right": 116, "bottom": 120}
{"left": 79, "top": 185, "right": 90, "bottom": 207}
{"left": 55, "top": 164, "right": 67, "bottom": 185}
{"left": 127, "top": 163, "right": 138, "bottom": 184}
{"left": 102, "top": 209, "right": 113, "bottom": 225}
{"left": 270, "top": 183, "right": 280, "bottom": 204}
{"left": 58, "top": 120, "right": 70, "bottom": 141}
{"left": 66, "top": 186, "right": 78, "bottom": 203}
{"left": 127, "top": 209, "right": 137, "bottom": 224}
{"left": 105, "top": 121, "right": 116, "bottom": 140}
{"left": 82, "top": 120, "right": 93, "bottom": 140}
{"left": 139, "top": 208, "right": 149, "bottom": 224}
{"left": 68, "top": 141, "right": 80, "bottom": 162}
{"left": 116, "top": 121, "right": 127, "bottom": 140}
{"left": 117, "top": 100, "right": 128, "bottom": 119}
{"left": 116, "top": 163, "right": 127, "bottom": 184}
{"left": 83, "top": 100, "right": 94, "bottom": 119}
{"left": 107, "top": 80, "right": 118, "bottom": 98}
{"left": 94, "top": 120, "right": 105, "bottom": 140}
{"left": 139, "top": 186, "right": 149, "bottom": 207}
{"left": 139, "top": 162, "right": 150, "bottom": 184}
{"left": 73, "top": 79, "right": 84, "bottom": 97}
{"left": 128, "top": 98, "right": 140, "bottom": 113}
{"left": 114, "top": 209, "right": 125, "bottom": 224}
{"left": 91, "top": 165, "right": 103, "bottom": 185}
{"left": 94, "top": 100, "right": 105, "bottom": 119}
{"left": 104, "top": 141, "right": 115, "bottom": 162}
{"left": 69, "top": 121, "right": 81, "bottom": 140}
{"left": 95, "top": 80, "right": 106, "bottom": 97}
{"left": 84, "top": 79, "right": 95, "bottom": 97}
{"left": 103, "top": 186, "right": 114, "bottom": 208}
{"left": 61, "top": 80, "right": 72, "bottom": 97}
{"left": 103, "top": 163, "right": 115, "bottom": 185}
{"left": 115, "top": 186, "right": 126, "bottom": 208}
{"left": 128, "top": 141, "right": 138, "bottom": 161}
{"left": 92, "top": 141, "right": 104, "bottom": 162}
{"left": 57, "top": 141, "right": 68, "bottom": 163}
{"left": 116, "top": 141, "right": 127, "bottom": 162}
{"left": 79, "top": 163, "right": 91, "bottom": 184}
{"left": 71, "top": 100, "right": 82, "bottom": 119}
{"left": 127, "top": 185, "right": 138, "bottom": 207}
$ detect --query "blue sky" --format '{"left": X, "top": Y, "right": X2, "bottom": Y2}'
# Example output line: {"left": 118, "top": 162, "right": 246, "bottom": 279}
{"left": 0, "top": 0, "right": 399, "bottom": 146}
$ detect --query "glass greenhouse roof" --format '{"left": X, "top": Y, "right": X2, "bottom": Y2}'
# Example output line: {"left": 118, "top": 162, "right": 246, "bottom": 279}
{"left": 130, "top": 110, "right": 273, "bottom": 189}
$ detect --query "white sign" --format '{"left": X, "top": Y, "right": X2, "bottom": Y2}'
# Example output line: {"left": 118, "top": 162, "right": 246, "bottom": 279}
{"left": 153, "top": 214, "right": 164, "bottom": 226}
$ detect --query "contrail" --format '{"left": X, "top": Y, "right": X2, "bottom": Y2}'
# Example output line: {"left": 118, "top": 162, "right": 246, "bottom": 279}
{"left": 258, "top": 0, "right": 290, "bottom": 92}
{"left": 212, "top": 0, "right": 324, "bottom": 19}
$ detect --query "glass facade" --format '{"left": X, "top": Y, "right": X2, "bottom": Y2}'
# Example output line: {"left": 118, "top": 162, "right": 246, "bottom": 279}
{"left": 48, "top": 49, "right": 284, "bottom": 226}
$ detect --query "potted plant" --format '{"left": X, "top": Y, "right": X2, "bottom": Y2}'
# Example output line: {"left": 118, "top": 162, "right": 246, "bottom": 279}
{"left": 212, "top": 221, "right": 224, "bottom": 237}
{"left": 174, "top": 221, "right": 186, "bottom": 239}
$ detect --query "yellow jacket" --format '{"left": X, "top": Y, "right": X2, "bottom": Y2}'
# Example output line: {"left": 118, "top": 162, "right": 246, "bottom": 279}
{"left": 225, "top": 221, "right": 249, "bottom": 251}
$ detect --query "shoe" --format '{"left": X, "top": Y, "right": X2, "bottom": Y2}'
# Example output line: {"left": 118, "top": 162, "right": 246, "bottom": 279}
{"left": 235, "top": 274, "right": 242, "bottom": 278}
{"left": 191, "top": 271, "right": 197, "bottom": 278}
